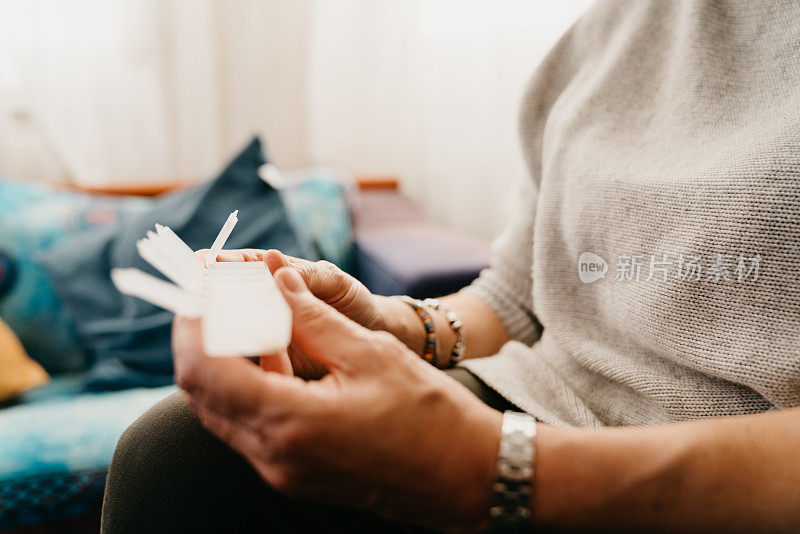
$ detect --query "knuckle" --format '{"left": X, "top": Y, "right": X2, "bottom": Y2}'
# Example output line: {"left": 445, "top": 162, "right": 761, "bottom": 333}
{"left": 175, "top": 366, "right": 198, "bottom": 393}
{"left": 260, "top": 453, "right": 309, "bottom": 496}
{"left": 315, "top": 260, "right": 338, "bottom": 273}
{"left": 372, "top": 330, "right": 403, "bottom": 352}
{"left": 205, "top": 415, "right": 235, "bottom": 443}
{"left": 271, "top": 422, "right": 311, "bottom": 459}
{"left": 417, "top": 382, "right": 448, "bottom": 408}
{"left": 359, "top": 331, "right": 403, "bottom": 361}
{"left": 271, "top": 428, "right": 294, "bottom": 457}
{"left": 292, "top": 262, "right": 314, "bottom": 281}
{"left": 314, "top": 260, "right": 346, "bottom": 286}
{"left": 263, "top": 466, "right": 297, "bottom": 494}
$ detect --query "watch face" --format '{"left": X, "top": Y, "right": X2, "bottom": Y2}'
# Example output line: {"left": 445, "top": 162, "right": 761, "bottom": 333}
{"left": 0, "top": 250, "right": 16, "bottom": 299}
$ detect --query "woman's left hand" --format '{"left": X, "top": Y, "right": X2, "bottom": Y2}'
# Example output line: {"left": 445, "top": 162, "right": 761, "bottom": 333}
{"left": 172, "top": 267, "right": 501, "bottom": 531}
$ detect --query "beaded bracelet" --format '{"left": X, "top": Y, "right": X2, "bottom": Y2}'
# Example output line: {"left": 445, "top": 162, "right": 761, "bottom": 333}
{"left": 400, "top": 296, "right": 438, "bottom": 365}
{"left": 423, "top": 298, "right": 466, "bottom": 366}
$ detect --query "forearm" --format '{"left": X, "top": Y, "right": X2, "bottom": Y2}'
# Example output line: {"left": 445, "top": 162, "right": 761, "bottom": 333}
{"left": 533, "top": 408, "right": 800, "bottom": 532}
{"left": 375, "top": 292, "right": 509, "bottom": 366}
{"left": 439, "top": 292, "right": 509, "bottom": 359}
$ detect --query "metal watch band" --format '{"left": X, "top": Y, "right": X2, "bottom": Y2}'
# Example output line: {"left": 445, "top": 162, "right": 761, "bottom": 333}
{"left": 489, "top": 411, "right": 537, "bottom": 532}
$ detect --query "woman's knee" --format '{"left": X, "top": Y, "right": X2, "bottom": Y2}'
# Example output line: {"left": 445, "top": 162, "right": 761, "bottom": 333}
{"left": 106, "top": 391, "right": 205, "bottom": 488}
{"left": 102, "top": 391, "right": 246, "bottom": 532}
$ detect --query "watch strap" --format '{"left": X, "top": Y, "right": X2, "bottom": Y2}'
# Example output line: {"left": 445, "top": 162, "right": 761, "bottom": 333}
{"left": 488, "top": 411, "right": 537, "bottom": 532}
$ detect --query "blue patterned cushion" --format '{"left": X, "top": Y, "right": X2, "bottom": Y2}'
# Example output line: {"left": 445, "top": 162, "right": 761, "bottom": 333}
{"left": 0, "top": 469, "right": 107, "bottom": 530}
{"left": 0, "top": 180, "right": 151, "bottom": 373}
{"left": 0, "top": 380, "right": 177, "bottom": 529}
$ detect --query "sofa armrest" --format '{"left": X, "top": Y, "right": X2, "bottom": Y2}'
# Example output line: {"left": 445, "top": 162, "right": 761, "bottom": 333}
{"left": 352, "top": 190, "right": 490, "bottom": 298}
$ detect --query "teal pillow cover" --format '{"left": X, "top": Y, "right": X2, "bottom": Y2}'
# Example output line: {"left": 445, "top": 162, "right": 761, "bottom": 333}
{"left": 0, "top": 182, "right": 150, "bottom": 373}
{"left": 39, "top": 137, "right": 318, "bottom": 390}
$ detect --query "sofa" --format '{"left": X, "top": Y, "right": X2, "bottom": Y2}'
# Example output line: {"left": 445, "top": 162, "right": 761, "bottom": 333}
{"left": 0, "top": 175, "right": 489, "bottom": 532}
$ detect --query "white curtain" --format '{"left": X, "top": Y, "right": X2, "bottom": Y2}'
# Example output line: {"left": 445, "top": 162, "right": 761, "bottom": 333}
{"left": 307, "top": 0, "right": 593, "bottom": 236}
{"left": 0, "top": 0, "right": 591, "bottom": 237}
{"left": 0, "top": 0, "right": 311, "bottom": 184}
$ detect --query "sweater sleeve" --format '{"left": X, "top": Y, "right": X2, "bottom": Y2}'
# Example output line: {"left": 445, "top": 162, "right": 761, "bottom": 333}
{"left": 461, "top": 178, "right": 541, "bottom": 345}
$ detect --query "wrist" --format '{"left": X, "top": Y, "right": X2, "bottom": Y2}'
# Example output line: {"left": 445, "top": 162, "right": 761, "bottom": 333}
{"left": 440, "top": 405, "right": 503, "bottom": 531}
{"left": 373, "top": 295, "right": 427, "bottom": 356}
{"left": 469, "top": 408, "right": 504, "bottom": 529}
{"left": 370, "top": 295, "right": 393, "bottom": 332}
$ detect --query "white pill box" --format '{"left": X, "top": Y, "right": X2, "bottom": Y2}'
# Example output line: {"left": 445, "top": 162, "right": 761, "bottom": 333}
{"left": 110, "top": 211, "right": 292, "bottom": 357}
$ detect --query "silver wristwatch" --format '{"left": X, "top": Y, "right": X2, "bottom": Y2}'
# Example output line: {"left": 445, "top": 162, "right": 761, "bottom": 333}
{"left": 489, "top": 411, "right": 537, "bottom": 532}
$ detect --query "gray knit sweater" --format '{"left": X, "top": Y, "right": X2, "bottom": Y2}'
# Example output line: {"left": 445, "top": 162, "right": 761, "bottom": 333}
{"left": 462, "top": 0, "right": 800, "bottom": 427}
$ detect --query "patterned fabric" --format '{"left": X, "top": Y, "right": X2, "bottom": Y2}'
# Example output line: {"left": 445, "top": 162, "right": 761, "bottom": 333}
{"left": 0, "top": 469, "right": 107, "bottom": 530}
{"left": 0, "top": 379, "right": 177, "bottom": 529}
{"left": 0, "top": 180, "right": 151, "bottom": 373}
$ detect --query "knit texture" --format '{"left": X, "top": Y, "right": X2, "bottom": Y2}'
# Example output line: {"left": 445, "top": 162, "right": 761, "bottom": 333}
{"left": 462, "top": 0, "right": 800, "bottom": 427}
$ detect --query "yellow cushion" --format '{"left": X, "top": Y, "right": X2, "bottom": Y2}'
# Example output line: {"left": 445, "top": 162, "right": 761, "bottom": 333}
{"left": 0, "top": 318, "right": 49, "bottom": 401}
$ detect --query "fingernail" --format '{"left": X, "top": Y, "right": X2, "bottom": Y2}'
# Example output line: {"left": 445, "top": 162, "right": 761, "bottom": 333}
{"left": 278, "top": 268, "right": 305, "bottom": 293}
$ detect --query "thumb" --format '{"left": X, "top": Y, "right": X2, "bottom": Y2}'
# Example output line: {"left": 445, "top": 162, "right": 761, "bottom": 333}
{"left": 264, "top": 249, "right": 290, "bottom": 274}
{"left": 274, "top": 267, "right": 370, "bottom": 373}
{"left": 265, "top": 250, "right": 314, "bottom": 282}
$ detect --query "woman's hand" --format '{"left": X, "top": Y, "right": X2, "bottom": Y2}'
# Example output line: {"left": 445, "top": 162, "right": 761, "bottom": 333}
{"left": 197, "top": 248, "right": 384, "bottom": 329}
{"left": 172, "top": 267, "right": 502, "bottom": 531}
{"left": 197, "top": 248, "right": 386, "bottom": 378}
{"left": 263, "top": 250, "right": 386, "bottom": 331}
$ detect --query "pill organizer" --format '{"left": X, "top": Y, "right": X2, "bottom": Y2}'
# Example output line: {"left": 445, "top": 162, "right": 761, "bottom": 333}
{"left": 111, "top": 211, "right": 291, "bottom": 357}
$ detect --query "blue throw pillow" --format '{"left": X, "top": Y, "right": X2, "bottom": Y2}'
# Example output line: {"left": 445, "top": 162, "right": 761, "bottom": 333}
{"left": 39, "top": 137, "right": 317, "bottom": 390}
{"left": 0, "top": 181, "right": 150, "bottom": 373}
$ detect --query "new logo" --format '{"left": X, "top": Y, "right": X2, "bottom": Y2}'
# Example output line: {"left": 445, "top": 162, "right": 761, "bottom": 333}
{"left": 578, "top": 252, "right": 607, "bottom": 284}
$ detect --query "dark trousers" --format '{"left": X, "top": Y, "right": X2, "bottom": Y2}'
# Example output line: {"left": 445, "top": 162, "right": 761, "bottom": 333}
{"left": 101, "top": 368, "right": 515, "bottom": 533}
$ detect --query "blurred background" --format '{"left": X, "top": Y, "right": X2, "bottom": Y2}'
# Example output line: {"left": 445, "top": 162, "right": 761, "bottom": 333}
{"left": 0, "top": 0, "right": 591, "bottom": 238}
